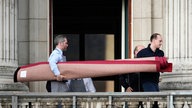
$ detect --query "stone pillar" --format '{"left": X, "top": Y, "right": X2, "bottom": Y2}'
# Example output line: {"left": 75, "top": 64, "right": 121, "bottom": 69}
{"left": 27, "top": 0, "right": 49, "bottom": 92}
{"left": 160, "top": 0, "right": 192, "bottom": 91}
{"left": 0, "top": 0, "right": 28, "bottom": 91}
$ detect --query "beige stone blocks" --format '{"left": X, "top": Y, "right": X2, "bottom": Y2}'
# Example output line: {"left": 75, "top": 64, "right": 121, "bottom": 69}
{"left": 29, "top": 19, "right": 47, "bottom": 41}
{"left": 132, "top": 0, "right": 164, "bottom": 47}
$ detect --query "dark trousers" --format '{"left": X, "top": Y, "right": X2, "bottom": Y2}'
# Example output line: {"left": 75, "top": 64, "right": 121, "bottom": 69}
{"left": 46, "top": 81, "right": 51, "bottom": 92}
{"left": 142, "top": 82, "right": 159, "bottom": 92}
{"left": 142, "top": 82, "right": 159, "bottom": 108}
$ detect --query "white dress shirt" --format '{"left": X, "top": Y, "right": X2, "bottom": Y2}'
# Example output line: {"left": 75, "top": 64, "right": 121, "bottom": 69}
{"left": 48, "top": 48, "right": 66, "bottom": 76}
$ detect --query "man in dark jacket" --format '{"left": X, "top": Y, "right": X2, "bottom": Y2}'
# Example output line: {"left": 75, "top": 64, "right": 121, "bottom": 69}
{"left": 137, "top": 33, "right": 164, "bottom": 108}
{"left": 120, "top": 45, "right": 145, "bottom": 92}
{"left": 137, "top": 33, "right": 164, "bottom": 92}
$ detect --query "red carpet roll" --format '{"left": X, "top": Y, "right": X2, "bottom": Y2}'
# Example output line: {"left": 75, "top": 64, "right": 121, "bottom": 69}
{"left": 14, "top": 57, "right": 172, "bottom": 82}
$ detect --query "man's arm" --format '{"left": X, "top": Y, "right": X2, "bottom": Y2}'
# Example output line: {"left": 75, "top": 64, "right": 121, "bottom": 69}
{"left": 48, "top": 54, "right": 60, "bottom": 76}
{"left": 48, "top": 53, "right": 66, "bottom": 81}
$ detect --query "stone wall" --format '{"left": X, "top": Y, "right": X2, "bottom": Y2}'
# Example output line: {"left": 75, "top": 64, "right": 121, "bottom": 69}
{"left": 17, "top": 0, "right": 49, "bottom": 92}
{"left": 132, "top": 0, "right": 164, "bottom": 50}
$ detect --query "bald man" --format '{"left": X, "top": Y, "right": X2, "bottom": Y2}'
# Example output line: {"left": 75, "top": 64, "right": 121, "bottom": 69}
{"left": 134, "top": 45, "right": 145, "bottom": 58}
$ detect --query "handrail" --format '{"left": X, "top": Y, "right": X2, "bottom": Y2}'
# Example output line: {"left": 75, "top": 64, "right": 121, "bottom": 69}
{"left": 0, "top": 92, "right": 170, "bottom": 97}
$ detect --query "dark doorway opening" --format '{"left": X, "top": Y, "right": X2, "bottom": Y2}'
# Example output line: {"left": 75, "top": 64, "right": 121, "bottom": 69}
{"left": 51, "top": 0, "right": 122, "bottom": 92}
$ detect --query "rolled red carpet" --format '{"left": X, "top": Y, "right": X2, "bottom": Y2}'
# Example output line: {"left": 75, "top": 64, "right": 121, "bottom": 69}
{"left": 14, "top": 57, "right": 172, "bottom": 82}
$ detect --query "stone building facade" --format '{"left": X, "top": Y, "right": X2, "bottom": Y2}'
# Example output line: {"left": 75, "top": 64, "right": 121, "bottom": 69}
{"left": 0, "top": 0, "right": 192, "bottom": 92}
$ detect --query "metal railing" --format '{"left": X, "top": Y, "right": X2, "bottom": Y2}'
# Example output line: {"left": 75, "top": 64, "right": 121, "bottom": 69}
{"left": 0, "top": 91, "right": 192, "bottom": 108}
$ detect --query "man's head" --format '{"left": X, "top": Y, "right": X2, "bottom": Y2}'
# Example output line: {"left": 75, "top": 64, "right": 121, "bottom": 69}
{"left": 134, "top": 45, "right": 145, "bottom": 58}
{"left": 150, "top": 33, "right": 163, "bottom": 49}
{"left": 54, "top": 34, "right": 68, "bottom": 51}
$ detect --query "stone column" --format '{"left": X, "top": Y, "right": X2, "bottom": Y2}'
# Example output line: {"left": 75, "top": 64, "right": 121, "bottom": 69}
{"left": 0, "top": 0, "right": 28, "bottom": 91}
{"left": 160, "top": 0, "right": 192, "bottom": 91}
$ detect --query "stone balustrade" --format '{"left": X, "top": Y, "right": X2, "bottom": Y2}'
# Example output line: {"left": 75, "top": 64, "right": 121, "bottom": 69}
{"left": 0, "top": 92, "right": 192, "bottom": 108}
